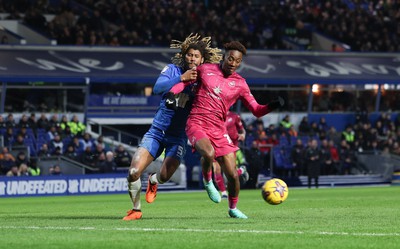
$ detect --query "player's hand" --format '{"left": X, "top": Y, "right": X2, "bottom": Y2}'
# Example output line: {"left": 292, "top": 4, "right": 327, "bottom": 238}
{"left": 165, "top": 92, "right": 176, "bottom": 110}
{"left": 268, "top": 96, "right": 284, "bottom": 111}
{"left": 181, "top": 66, "right": 197, "bottom": 82}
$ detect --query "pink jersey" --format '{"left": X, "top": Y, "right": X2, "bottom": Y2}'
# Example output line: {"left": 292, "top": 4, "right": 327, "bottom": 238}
{"left": 188, "top": 63, "right": 269, "bottom": 123}
{"left": 225, "top": 111, "right": 244, "bottom": 146}
{"left": 171, "top": 63, "right": 271, "bottom": 157}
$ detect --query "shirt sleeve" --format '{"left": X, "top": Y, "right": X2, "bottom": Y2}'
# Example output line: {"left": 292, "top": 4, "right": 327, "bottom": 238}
{"left": 153, "top": 65, "right": 182, "bottom": 94}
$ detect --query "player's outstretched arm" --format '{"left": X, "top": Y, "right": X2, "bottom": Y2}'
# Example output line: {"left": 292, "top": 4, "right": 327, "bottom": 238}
{"left": 244, "top": 96, "right": 285, "bottom": 118}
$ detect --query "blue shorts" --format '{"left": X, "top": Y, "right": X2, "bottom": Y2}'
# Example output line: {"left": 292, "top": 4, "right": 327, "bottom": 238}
{"left": 139, "top": 126, "right": 187, "bottom": 161}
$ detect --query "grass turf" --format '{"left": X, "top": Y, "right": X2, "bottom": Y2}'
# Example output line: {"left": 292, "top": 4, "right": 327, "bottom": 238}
{"left": 0, "top": 186, "right": 399, "bottom": 249}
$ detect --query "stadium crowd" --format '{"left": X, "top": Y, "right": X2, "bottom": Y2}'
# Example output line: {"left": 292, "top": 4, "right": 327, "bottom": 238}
{"left": 241, "top": 112, "right": 400, "bottom": 188}
{"left": 0, "top": 113, "right": 132, "bottom": 177}
{"left": 2, "top": 111, "right": 400, "bottom": 183}
{"left": 0, "top": 0, "right": 399, "bottom": 51}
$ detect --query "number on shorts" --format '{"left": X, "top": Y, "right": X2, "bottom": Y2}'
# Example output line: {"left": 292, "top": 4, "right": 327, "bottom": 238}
{"left": 223, "top": 134, "right": 232, "bottom": 144}
{"left": 177, "top": 145, "right": 184, "bottom": 157}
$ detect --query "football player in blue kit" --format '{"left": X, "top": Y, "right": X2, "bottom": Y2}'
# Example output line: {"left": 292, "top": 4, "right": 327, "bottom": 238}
{"left": 123, "top": 34, "right": 221, "bottom": 220}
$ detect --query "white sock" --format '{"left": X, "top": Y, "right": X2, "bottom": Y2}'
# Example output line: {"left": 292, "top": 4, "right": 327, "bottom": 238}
{"left": 128, "top": 179, "right": 141, "bottom": 210}
{"left": 150, "top": 173, "right": 165, "bottom": 184}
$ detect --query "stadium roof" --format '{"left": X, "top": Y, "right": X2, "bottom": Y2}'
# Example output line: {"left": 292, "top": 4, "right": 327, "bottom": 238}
{"left": 0, "top": 46, "right": 399, "bottom": 85}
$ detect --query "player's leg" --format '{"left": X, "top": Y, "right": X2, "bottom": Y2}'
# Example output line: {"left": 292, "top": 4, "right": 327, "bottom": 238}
{"left": 218, "top": 153, "right": 247, "bottom": 219}
{"left": 146, "top": 156, "right": 180, "bottom": 203}
{"left": 146, "top": 137, "right": 186, "bottom": 203}
{"left": 235, "top": 149, "right": 249, "bottom": 184}
{"left": 195, "top": 138, "right": 221, "bottom": 203}
{"left": 213, "top": 161, "right": 227, "bottom": 198}
{"left": 123, "top": 147, "right": 154, "bottom": 220}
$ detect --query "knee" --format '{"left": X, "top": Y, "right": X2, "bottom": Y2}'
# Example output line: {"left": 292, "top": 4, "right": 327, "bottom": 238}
{"left": 128, "top": 167, "right": 141, "bottom": 182}
{"left": 202, "top": 149, "right": 215, "bottom": 163}
{"left": 224, "top": 169, "right": 238, "bottom": 182}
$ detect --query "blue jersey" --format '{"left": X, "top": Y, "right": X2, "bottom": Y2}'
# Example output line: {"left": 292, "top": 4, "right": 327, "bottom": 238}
{"left": 152, "top": 64, "right": 196, "bottom": 138}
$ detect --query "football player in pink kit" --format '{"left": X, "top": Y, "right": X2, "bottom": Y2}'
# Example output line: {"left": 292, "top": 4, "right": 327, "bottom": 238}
{"left": 214, "top": 110, "right": 247, "bottom": 199}
{"left": 169, "top": 41, "right": 284, "bottom": 218}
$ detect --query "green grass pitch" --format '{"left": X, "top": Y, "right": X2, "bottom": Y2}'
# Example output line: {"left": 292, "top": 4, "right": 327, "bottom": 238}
{"left": 0, "top": 186, "right": 399, "bottom": 249}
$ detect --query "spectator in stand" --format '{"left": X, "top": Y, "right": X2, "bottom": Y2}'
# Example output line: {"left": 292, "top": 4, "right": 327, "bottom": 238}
{"left": 244, "top": 140, "right": 264, "bottom": 189}
{"left": 0, "top": 150, "right": 16, "bottom": 175}
{"left": 265, "top": 124, "right": 277, "bottom": 136}
{"left": 19, "top": 163, "right": 31, "bottom": 176}
{"left": 6, "top": 165, "right": 20, "bottom": 177}
{"left": 69, "top": 136, "right": 84, "bottom": 155}
{"left": 52, "top": 146, "right": 63, "bottom": 156}
{"left": 320, "top": 139, "right": 334, "bottom": 175}
{"left": 18, "top": 114, "right": 30, "bottom": 128}
{"left": 19, "top": 127, "right": 33, "bottom": 140}
{"left": 114, "top": 144, "right": 132, "bottom": 167}
{"left": 0, "top": 115, "right": 6, "bottom": 129}
{"left": 60, "top": 115, "right": 69, "bottom": 130}
{"left": 279, "top": 115, "right": 292, "bottom": 133}
{"left": 93, "top": 143, "right": 107, "bottom": 162}
{"left": 338, "top": 140, "right": 356, "bottom": 175}
{"left": 93, "top": 135, "right": 108, "bottom": 151}
{"left": 49, "top": 133, "right": 64, "bottom": 154}
{"left": 80, "top": 146, "right": 96, "bottom": 168}
{"left": 3, "top": 127, "right": 15, "bottom": 146}
{"left": 309, "top": 121, "right": 320, "bottom": 137}
{"left": 15, "top": 151, "right": 29, "bottom": 167}
{"left": 375, "top": 120, "right": 388, "bottom": 140}
{"left": 288, "top": 124, "right": 298, "bottom": 138}
{"left": 27, "top": 113, "right": 37, "bottom": 133}
{"left": 12, "top": 134, "right": 26, "bottom": 148}
{"left": 29, "top": 158, "right": 41, "bottom": 176}
{"left": 68, "top": 115, "right": 86, "bottom": 137}
{"left": 298, "top": 116, "right": 311, "bottom": 136}
{"left": 341, "top": 125, "right": 355, "bottom": 149}
{"left": 254, "top": 119, "right": 267, "bottom": 138}
{"left": 318, "top": 117, "right": 329, "bottom": 133}
{"left": 304, "top": 138, "right": 321, "bottom": 188}
{"left": 23, "top": 8, "right": 47, "bottom": 32}
{"left": 5, "top": 113, "right": 17, "bottom": 128}
{"left": 79, "top": 133, "right": 94, "bottom": 151}
{"left": 327, "top": 126, "right": 341, "bottom": 145}
{"left": 37, "top": 113, "right": 49, "bottom": 131}
{"left": 46, "top": 126, "right": 58, "bottom": 142}
{"left": 48, "top": 114, "right": 61, "bottom": 131}
{"left": 96, "top": 151, "right": 116, "bottom": 173}
{"left": 59, "top": 115, "right": 72, "bottom": 138}
{"left": 49, "top": 164, "right": 62, "bottom": 175}
{"left": 290, "top": 138, "right": 305, "bottom": 176}
{"left": 64, "top": 144, "right": 78, "bottom": 160}
{"left": 38, "top": 143, "right": 51, "bottom": 158}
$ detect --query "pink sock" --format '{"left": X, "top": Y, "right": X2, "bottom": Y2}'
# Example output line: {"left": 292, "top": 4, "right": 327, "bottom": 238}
{"left": 228, "top": 196, "right": 238, "bottom": 209}
{"left": 215, "top": 173, "right": 226, "bottom": 192}
{"left": 202, "top": 170, "right": 212, "bottom": 182}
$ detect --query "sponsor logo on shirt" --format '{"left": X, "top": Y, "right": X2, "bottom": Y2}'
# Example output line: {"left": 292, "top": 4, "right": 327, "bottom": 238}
{"left": 161, "top": 66, "right": 169, "bottom": 74}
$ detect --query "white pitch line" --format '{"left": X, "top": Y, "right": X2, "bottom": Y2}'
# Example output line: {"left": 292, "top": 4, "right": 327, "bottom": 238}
{"left": 0, "top": 226, "right": 398, "bottom": 237}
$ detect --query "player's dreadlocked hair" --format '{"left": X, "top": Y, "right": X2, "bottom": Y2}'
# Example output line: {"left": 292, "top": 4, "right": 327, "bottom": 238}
{"left": 223, "top": 41, "right": 247, "bottom": 55}
{"left": 170, "top": 33, "right": 222, "bottom": 68}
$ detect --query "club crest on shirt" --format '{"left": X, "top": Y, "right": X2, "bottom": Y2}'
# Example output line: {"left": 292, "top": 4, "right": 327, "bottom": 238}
{"left": 213, "top": 86, "right": 222, "bottom": 95}
{"left": 228, "top": 81, "right": 236, "bottom": 87}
